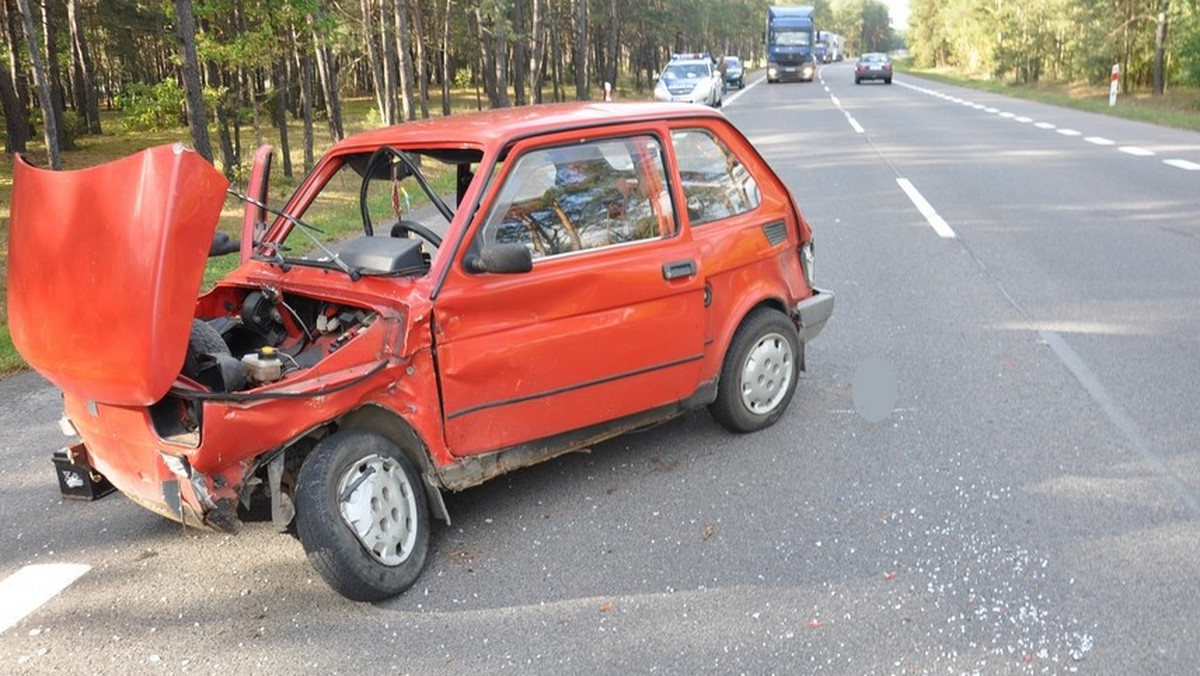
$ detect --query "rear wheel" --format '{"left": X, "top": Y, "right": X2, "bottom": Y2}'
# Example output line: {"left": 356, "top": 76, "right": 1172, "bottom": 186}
{"left": 709, "top": 309, "right": 800, "bottom": 433}
{"left": 296, "top": 430, "right": 430, "bottom": 602}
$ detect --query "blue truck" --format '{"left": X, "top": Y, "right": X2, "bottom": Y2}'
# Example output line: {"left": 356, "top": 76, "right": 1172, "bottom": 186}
{"left": 766, "top": 5, "right": 816, "bottom": 83}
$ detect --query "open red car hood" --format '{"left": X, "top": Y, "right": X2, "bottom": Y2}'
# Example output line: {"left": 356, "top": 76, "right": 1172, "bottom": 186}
{"left": 8, "top": 144, "right": 229, "bottom": 405}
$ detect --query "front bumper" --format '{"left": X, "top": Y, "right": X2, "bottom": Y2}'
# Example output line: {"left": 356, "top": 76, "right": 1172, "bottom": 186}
{"left": 794, "top": 288, "right": 834, "bottom": 342}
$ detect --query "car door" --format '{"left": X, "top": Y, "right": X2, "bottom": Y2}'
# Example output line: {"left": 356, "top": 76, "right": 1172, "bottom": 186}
{"left": 432, "top": 128, "right": 706, "bottom": 457}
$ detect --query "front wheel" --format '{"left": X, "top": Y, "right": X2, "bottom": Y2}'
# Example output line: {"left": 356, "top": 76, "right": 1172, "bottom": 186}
{"left": 296, "top": 430, "right": 430, "bottom": 602}
{"left": 709, "top": 309, "right": 801, "bottom": 433}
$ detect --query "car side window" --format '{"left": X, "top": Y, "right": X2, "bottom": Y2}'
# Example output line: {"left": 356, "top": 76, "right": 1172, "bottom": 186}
{"left": 671, "top": 128, "right": 760, "bottom": 225}
{"left": 479, "top": 135, "right": 674, "bottom": 260}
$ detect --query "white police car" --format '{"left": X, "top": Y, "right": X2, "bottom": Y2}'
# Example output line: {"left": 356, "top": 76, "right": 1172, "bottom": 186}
{"left": 654, "top": 53, "right": 723, "bottom": 107}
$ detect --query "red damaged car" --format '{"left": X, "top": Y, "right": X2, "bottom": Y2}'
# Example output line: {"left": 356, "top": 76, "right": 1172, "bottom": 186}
{"left": 8, "top": 102, "right": 833, "bottom": 601}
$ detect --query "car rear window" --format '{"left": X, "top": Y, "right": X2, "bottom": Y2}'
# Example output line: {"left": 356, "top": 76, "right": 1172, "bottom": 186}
{"left": 671, "top": 128, "right": 760, "bottom": 225}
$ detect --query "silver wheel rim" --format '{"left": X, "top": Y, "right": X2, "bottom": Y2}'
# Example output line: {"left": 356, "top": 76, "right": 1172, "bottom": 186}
{"left": 739, "top": 331, "right": 794, "bottom": 414}
{"left": 337, "top": 454, "right": 418, "bottom": 566}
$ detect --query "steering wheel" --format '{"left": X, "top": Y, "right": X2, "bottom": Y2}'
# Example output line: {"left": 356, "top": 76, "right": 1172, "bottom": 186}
{"left": 390, "top": 220, "right": 443, "bottom": 248}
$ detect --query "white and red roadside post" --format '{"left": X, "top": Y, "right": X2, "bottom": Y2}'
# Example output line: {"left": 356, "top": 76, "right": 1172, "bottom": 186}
{"left": 1109, "top": 64, "right": 1120, "bottom": 107}
{"left": 603, "top": 82, "right": 613, "bottom": 101}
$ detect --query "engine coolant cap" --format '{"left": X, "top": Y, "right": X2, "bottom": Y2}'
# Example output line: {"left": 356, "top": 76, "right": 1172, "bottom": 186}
{"left": 258, "top": 346, "right": 279, "bottom": 360}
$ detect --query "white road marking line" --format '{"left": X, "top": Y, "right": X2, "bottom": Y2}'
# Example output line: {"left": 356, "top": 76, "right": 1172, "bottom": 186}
{"left": 985, "top": 107, "right": 1000, "bottom": 113}
{"left": 1035, "top": 122, "right": 1057, "bottom": 129}
{"left": 896, "top": 178, "right": 957, "bottom": 239}
{"left": 0, "top": 564, "right": 91, "bottom": 634}
{"left": 1085, "top": 137, "right": 1115, "bottom": 146}
{"left": 1119, "top": 146, "right": 1156, "bottom": 157}
{"left": 1041, "top": 331, "right": 1200, "bottom": 519}
{"left": 1056, "top": 128, "right": 1083, "bottom": 136}
{"left": 999, "top": 112, "right": 1015, "bottom": 118}
{"left": 1164, "top": 159, "right": 1200, "bottom": 171}
{"left": 846, "top": 112, "right": 865, "bottom": 134}
{"left": 1014, "top": 116, "right": 1033, "bottom": 123}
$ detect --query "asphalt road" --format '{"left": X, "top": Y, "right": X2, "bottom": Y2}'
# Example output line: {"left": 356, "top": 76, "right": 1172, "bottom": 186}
{"left": 3, "top": 64, "right": 1200, "bottom": 673}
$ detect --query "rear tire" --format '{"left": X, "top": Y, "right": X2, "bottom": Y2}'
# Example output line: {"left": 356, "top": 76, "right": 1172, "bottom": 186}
{"left": 296, "top": 430, "right": 430, "bottom": 602}
{"left": 709, "top": 309, "right": 801, "bottom": 433}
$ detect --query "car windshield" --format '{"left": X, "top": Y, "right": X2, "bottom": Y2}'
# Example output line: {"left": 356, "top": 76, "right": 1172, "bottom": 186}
{"left": 664, "top": 63, "right": 710, "bottom": 80}
{"left": 263, "top": 149, "right": 480, "bottom": 275}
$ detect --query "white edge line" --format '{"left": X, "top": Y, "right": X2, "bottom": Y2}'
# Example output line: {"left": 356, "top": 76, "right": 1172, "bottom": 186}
{"left": 0, "top": 563, "right": 91, "bottom": 634}
{"left": 896, "top": 178, "right": 956, "bottom": 239}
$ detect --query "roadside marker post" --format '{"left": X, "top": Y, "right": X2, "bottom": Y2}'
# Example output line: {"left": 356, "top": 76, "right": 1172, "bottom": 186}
{"left": 1109, "top": 64, "right": 1120, "bottom": 107}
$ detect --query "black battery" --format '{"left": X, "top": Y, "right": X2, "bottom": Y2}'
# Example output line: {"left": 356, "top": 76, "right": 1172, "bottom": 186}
{"left": 52, "top": 444, "right": 116, "bottom": 501}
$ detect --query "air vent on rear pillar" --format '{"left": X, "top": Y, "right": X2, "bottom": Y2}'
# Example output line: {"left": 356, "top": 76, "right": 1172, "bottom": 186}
{"left": 762, "top": 221, "right": 787, "bottom": 246}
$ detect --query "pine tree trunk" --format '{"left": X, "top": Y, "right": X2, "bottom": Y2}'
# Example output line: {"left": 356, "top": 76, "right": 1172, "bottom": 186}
{"left": 1153, "top": 0, "right": 1169, "bottom": 96}
{"left": 273, "top": 60, "right": 293, "bottom": 178}
{"left": 362, "top": 0, "right": 388, "bottom": 123}
{"left": 173, "top": 0, "right": 213, "bottom": 162}
{"left": 605, "top": 0, "right": 618, "bottom": 91}
{"left": 440, "top": 0, "right": 451, "bottom": 115}
{"left": 380, "top": 0, "right": 398, "bottom": 124}
{"left": 409, "top": 0, "right": 429, "bottom": 118}
{"left": 207, "top": 60, "right": 237, "bottom": 179}
{"left": 40, "top": 0, "right": 70, "bottom": 150}
{"left": 0, "top": 0, "right": 29, "bottom": 152}
{"left": 529, "top": 0, "right": 544, "bottom": 104}
{"left": 392, "top": 0, "right": 415, "bottom": 120}
{"left": 571, "top": 0, "right": 587, "bottom": 100}
{"left": 15, "top": 0, "right": 58, "bottom": 167}
{"left": 310, "top": 14, "right": 344, "bottom": 141}
{"left": 511, "top": 0, "right": 527, "bottom": 106}
{"left": 66, "top": 0, "right": 99, "bottom": 134}
{"left": 295, "top": 25, "right": 314, "bottom": 172}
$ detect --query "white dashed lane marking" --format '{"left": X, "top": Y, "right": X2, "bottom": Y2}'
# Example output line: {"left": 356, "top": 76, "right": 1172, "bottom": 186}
{"left": 1164, "top": 159, "right": 1200, "bottom": 171}
{"left": 1120, "top": 146, "right": 1156, "bottom": 156}
{"left": 895, "top": 79, "right": 1200, "bottom": 173}
{"left": 896, "top": 178, "right": 957, "bottom": 239}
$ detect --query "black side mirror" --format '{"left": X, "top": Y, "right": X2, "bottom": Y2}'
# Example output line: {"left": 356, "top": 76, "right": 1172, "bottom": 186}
{"left": 464, "top": 244, "right": 533, "bottom": 274}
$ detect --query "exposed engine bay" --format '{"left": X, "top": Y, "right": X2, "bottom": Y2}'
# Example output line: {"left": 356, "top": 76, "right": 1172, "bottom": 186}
{"left": 182, "top": 286, "right": 376, "bottom": 394}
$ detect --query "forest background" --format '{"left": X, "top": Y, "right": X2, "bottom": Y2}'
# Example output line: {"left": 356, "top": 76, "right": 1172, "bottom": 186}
{"left": 1, "top": 0, "right": 1198, "bottom": 373}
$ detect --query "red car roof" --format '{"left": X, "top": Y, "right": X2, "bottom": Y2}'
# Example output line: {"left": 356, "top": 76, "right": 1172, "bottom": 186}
{"left": 330, "top": 101, "right": 727, "bottom": 155}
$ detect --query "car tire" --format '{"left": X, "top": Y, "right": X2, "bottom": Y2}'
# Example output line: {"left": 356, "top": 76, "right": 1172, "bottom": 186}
{"left": 296, "top": 430, "right": 431, "bottom": 602}
{"left": 885, "top": 77, "right": 893, "bottom": 84}
{"left": 855, "top": 78, "right": 861, "bottom": 85}
{"left": 182, "top": 319, "right": 230, "bottom": 379}
{"left": 709, "top": 308, "right": 800, "bottom": 433}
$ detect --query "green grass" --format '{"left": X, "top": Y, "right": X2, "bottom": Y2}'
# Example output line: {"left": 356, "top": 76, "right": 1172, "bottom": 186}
{"left": 895, "top": 60, "right": 1200, "bottom": 133}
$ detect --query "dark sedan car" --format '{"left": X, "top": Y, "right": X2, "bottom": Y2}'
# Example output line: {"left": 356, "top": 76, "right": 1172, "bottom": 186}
{"left": 723, "top": 55, "right": 745, "bottom": 89}
{"left": 854, "top": 52, "right": 892, "bottom": 84}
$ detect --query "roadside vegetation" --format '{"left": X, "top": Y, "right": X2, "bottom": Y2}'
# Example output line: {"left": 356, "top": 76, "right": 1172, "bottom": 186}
{"left": 905, "top": 0, "right": 1200, "bottom": 118}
